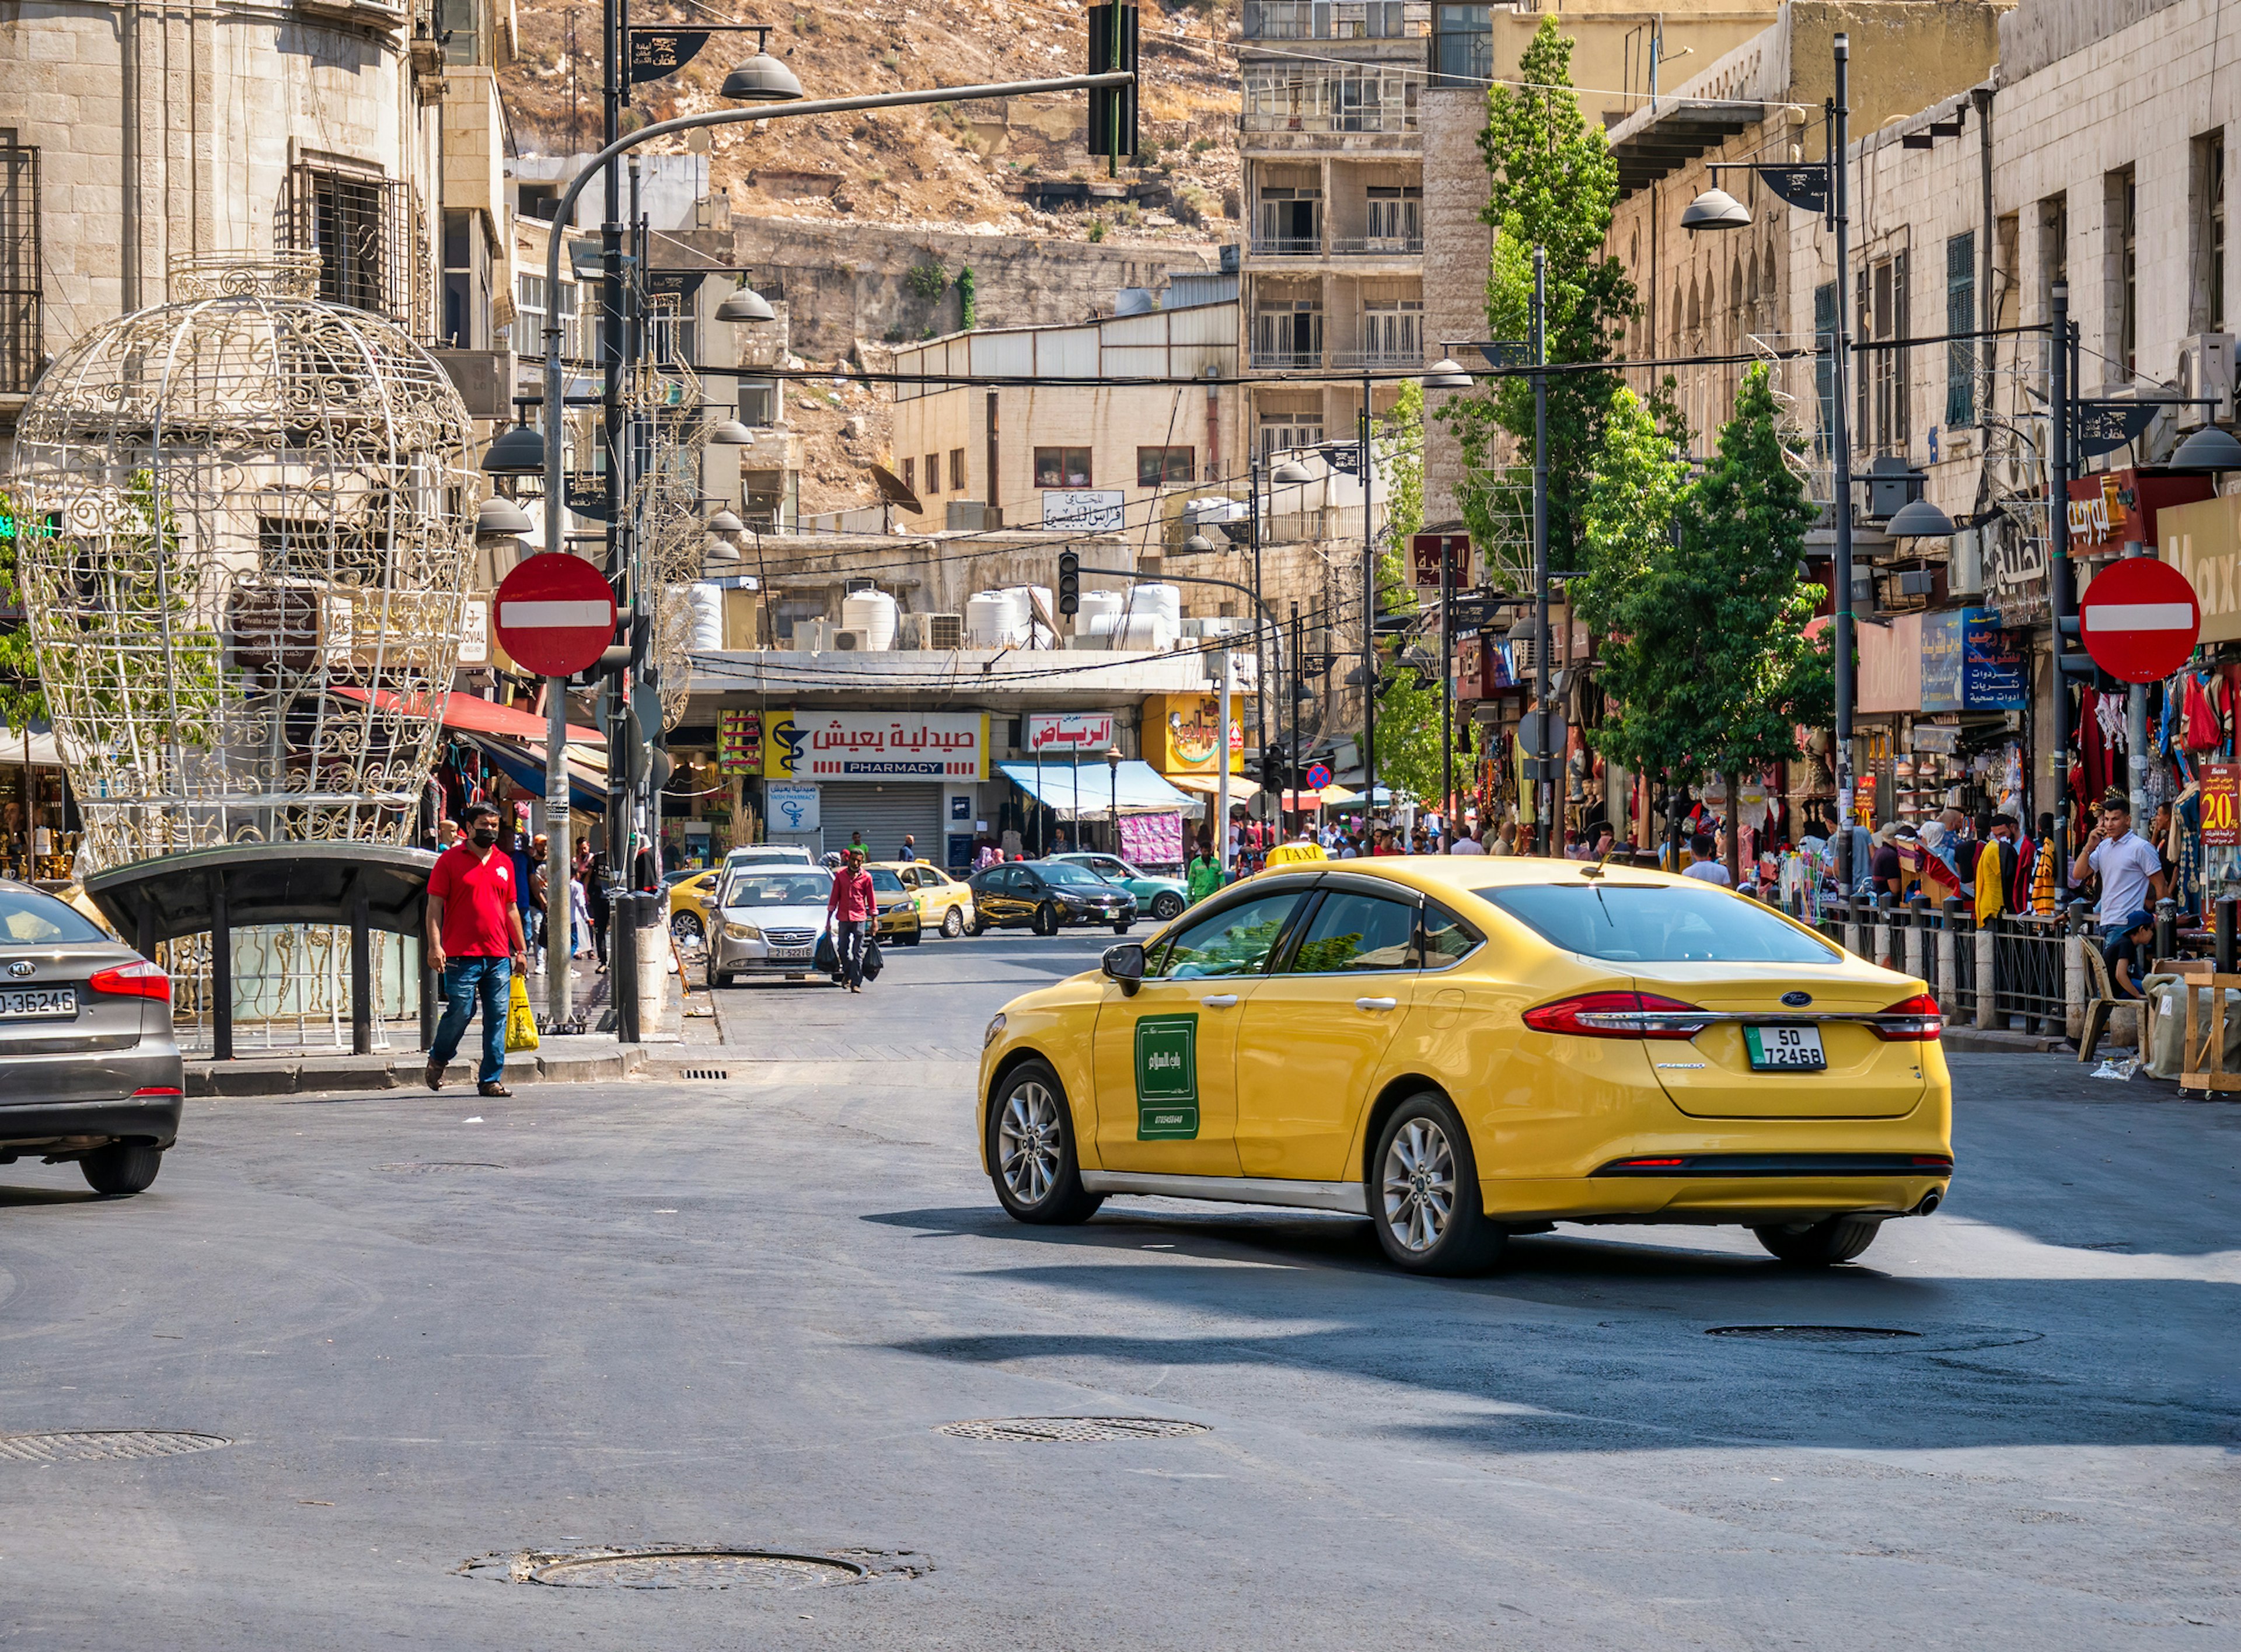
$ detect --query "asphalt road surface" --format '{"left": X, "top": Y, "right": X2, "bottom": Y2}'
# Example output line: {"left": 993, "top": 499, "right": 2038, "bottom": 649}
{"left": 2, "top": 930, "right": 2235, "bottom": 1649}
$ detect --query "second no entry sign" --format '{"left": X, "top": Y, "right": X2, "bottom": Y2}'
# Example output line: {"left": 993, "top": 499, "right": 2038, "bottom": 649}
{"left": 493, "top": 553, "right": 617, "bottom": 678}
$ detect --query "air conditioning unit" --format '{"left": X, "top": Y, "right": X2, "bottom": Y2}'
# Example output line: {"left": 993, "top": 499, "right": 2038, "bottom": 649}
{"left": 833, "top": 629, "right": 865, "bottom": 651}
{"left": 2176, "top": 333, "right": 2236, "bottom": 430}
{"left": 1947, "top": 528, "right": 1984, "bottom": 598}
{"left": 924, "top": 612, "right": 965, "bottom": 650}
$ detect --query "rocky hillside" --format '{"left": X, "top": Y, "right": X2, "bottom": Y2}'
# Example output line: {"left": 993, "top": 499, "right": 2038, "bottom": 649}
{"left": 502, "top": 0, "right": 1242, "bottom": 247}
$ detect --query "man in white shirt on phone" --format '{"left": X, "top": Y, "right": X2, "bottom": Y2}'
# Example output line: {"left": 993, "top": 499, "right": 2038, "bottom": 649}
{"left": 2071, "top": 794, "right": 2166, "bottom": 934}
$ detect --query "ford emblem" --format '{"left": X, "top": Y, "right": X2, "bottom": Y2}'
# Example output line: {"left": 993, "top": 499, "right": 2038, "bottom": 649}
{"left": 6, "top": 961, "right": 32, "bottom": 978}
{"left": 1780, "top": 990, "right": 1811, "bottom": 1008}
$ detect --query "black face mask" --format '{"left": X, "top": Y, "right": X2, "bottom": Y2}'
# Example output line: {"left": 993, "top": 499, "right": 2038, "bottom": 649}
{"left": 471, "top": 826, "right": 499, "bottom": 847}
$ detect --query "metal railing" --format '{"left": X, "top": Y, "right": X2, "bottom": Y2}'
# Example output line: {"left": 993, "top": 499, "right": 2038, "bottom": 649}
{"left": 1251, "top": 234, "right": 1324, "bottom": 256}
{"left": 0, "top": 142, "right": 41, "bottom": 396}
{"left": 1329, "top": 346, "right": 1425, "bottom": 369}
{"left": 1249, "top": 344, "right": 1324, "bottom": 369}
{"left": 1330, "top": 234, "right": 1423, "bottom": 257}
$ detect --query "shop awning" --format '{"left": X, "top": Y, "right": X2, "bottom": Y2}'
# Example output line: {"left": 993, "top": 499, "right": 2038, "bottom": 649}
{"left": 1167, "top": 772, "right": 1259, "bottom": 801}
{"left": 1281, "top": 784, "right": 1359, "bottom": 809}
{"left": 463, "top": 735, "right": 609, "bottom": 812}
{"left": 0, "top": 727, "right": 65, "bottom": 767}
{"left": 331, "top": 687, "right": 604, "bottom": 746}
{"left": 999, "top": 759, "right": 1192, "bottom": 818}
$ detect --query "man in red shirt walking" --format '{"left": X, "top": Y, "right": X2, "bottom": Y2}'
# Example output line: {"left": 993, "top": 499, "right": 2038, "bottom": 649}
{"left": 424, "top": 800, "right": 532, "bottom": 1095}
{"left": 826, "top": 846, "right": 877, "bottom": 993}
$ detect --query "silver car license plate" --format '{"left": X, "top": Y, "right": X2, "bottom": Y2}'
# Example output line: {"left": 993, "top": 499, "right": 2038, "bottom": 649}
{"left": 769, "top": 945, "right": 811, "bottom": 962}
{"left": 0, "top": 986, "right": 77, "bottom": 1021}
{"left": 1744, "top": 1024, "right": 1825, "bottom": 1070}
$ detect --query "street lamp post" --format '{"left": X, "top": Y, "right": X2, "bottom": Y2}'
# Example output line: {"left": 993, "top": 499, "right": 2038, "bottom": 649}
{"left": 1360, "top": 368, "right": 1377, "bottom": 828}
{"left": 1531, "top": 246, "right": 1552, "bottom": 856}
{"left": 1105, "top": 745, "right": 1121, "bottom": 853}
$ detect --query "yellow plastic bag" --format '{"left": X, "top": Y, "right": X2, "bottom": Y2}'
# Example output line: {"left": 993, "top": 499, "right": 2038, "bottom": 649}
{"left": 504, "top": 970, "right": 540, "bottom": 1053}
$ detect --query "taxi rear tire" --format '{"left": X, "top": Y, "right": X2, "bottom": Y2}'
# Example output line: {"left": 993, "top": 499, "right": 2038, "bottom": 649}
{"left": 989, "top": 1059, "right": 1103, "bottom": 1225}
{"left": 1753, "top": 1216, "right": 1883, "bottom": 1266}
{"left": 941, "top": 907, "right": 964, "bottom": 938}
{"left": 1370, "top": 1092, "right": 1505, "bottom": 1276}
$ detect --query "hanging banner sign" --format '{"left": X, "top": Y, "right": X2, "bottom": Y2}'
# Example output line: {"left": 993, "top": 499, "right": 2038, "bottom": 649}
{"left": 564, "top": 471, "right": 610, "bottom": 523}
{"left": 1409, "top": 532, "right": 1471, "bottom": 601}
{"left": 2201, "top": 764, "right": 2241, "bottom": 847}
{"left": 1921, "top": 607, "right": 2026, "bottom": 711}
{"left": 628, "top": 29, "right": 713, "bottom": 82}
{"left": 644, "top": 270, "right": 710, "bottom": 303}
{"left": 717, "top": 708, "right": 763, "bottom": 773}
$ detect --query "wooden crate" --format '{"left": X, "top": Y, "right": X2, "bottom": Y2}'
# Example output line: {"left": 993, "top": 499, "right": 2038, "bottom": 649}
{"left": 2179, "top": 973, "right": 2241, "bottom": 1094}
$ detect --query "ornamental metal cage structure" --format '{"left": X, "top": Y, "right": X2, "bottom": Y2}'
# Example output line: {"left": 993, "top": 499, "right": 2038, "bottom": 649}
{"left": 9, "top": 251, "right": 477, "bottom": 875}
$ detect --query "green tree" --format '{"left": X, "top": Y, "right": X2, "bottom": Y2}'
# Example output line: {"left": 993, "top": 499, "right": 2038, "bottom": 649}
{"left": 0, "top": 490, "right": 46, "bottom": 736}
{"left": 1587, "top": 367, "right": 1829, "bottom": 881}
{"left": 1437, "top": 16, "right": 1635, "bottom": 593}
{"left": 957, "top": 264, "right": 978, "bottom": 330}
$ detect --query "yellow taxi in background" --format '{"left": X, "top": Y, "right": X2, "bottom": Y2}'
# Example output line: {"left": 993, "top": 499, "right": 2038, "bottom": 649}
{"left": 667, "top": 869, "right": 720, "bottom": 949}
{"left": 881, "top": 860, "right": 976, "bottom": 939}
{"left": 976, "top": 857, "right": 1950, "bottom": 1276}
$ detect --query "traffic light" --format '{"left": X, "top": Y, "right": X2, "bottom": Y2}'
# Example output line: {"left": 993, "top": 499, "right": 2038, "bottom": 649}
{"left": 1087, "top": 3, "right": 1138, "bottom": 164}
{"left": 1057, "top": 550, "right": 1080, "bottom": 616}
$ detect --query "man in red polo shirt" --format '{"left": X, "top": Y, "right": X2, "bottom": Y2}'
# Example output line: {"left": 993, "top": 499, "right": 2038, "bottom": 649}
{"left": 425, "top": 800, "right": 531, "bottom": 1095}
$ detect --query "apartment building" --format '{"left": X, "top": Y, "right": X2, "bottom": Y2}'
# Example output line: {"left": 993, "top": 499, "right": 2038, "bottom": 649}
{"left": 0, "top": 0, "right": 518, "bottom": 439}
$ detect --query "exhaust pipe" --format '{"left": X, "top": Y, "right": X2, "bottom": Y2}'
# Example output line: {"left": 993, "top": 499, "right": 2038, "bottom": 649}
{"left": 1912, "top": 1188, "right": 1942, "bottom": 1217}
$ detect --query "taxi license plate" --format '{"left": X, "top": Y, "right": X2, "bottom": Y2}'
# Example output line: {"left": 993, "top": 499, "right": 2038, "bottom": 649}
{"left": 1744, "top": 1024, "right": 1824, "bottom": 1071}
{"left": 769, "top": 945, "right": 811, "bottom": 962}
{"left": 0, "top": 987, "right": 77, "bottom": 1021}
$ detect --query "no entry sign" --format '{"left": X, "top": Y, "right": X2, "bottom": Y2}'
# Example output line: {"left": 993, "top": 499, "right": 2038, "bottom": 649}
{"left": 2078, "top": 556, "right": 2201, "bottom": 683}
{"left": 493, "top": 553, "right": 617, "bottom": 678}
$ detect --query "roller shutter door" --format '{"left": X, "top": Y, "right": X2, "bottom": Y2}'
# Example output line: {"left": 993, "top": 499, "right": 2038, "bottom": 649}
{"left": 816, "top": 781, "right": 946, "bottom": 862}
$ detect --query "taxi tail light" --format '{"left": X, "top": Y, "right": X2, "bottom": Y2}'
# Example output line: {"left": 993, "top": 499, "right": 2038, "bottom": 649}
{"left": 88, "top": 961, "right": 172, "bottom": 1000}
{"left": 1521, "top": 991, "right": 1710, "bottom": 1040}
{"left": 1870, "top": 993, "right": 1943, "bottom": 1041}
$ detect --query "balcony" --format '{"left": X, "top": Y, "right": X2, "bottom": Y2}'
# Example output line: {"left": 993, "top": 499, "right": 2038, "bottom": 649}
{"left": 1329, "top": 347, "right": 1425, "bottom": 370}
{"left": 1250, "top": 234, "right": 1324, "bottom": 257}
{"left": 0, "top": 142, "right": 40, "bottom": 397}
{"left": 1251, "top": 345, "right": 1325, "bottom": 369}
{"left": 1242, "top": 0, "right": 1409, "bottom": 40}
{"left": 1329, "top": 235, "right": 1422, "bottom": 257}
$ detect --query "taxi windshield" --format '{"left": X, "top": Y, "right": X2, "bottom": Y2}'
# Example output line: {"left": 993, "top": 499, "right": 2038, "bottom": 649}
{"left": 722, "top": 870, "right": 832, "bottom": 909}
{"left": 867, "top": 868, "right": 907, "bottom": 893}
{"left": 1482, "top": 882, "right": 1838, "bottom": 965}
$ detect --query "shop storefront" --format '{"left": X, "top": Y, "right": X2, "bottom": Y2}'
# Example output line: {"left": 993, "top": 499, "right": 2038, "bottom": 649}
{"left": 0, "top": 727, "right": 74, "bottom": 883}
{"left": 758, "top": 708, "right": 987, "bottom": 862}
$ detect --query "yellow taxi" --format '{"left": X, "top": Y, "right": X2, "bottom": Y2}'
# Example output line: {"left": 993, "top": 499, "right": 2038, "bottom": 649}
{"left": 667, "top": 869, "right": 720, "bottom": 948}
{"left": 881, "top": 859, "right": 976, "bottom": 939}
{"left": 976, "top": 857, "right": 1950, "bottom": 1276}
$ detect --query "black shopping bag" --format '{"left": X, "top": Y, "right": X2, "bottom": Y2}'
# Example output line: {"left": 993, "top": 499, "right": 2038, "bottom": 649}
{"left": 861, "top": 937, "right": 885, "bottom": 982}
{"left": 814, "top": 927, "right": 838, "bottom": 976}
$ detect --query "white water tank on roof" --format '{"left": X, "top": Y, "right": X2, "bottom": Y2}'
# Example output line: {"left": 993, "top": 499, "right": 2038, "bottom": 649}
{"left": 1121, "top": 582, "right": 1182, "bottom": 624}
{"left": 840, "top": 588, "right": 899, "bottom": 651}
{"left": 1076, "top": 588, "right": 1125, "bottom": 628}
{"left": 686, "top": 583, "right": 724, "bottom": 652}
{"left": 966, "top": 589, "right": 1026, "bottom": 647}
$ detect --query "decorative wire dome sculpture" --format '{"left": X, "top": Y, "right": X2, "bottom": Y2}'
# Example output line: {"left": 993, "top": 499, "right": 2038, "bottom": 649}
{"left": 9, "top": 252, "right": 477, "bottom": 874}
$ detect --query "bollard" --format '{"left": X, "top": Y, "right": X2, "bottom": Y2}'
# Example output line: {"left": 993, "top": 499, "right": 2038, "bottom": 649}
{"left": 635, "top": 893, "right": 668, "bottom": 1039}
{"left": 1905, "top": 893, "right": 1929, "bottom": 984}
{"left": 1873, "top": 892, "right": 1896, "bottom": 973}
{"left": 1975, "top": 914, "right": 1998, "bottom": 1031}
{"left": 2219, "top": 895, "right": 2237, "bottom": 975}
{"left": 612, "top": 891, "right": 641, "bottom": 1043}
{"left": 2155, "top": 897, "right": 2179, "bottom": 969}
{"left": 1844, "top": 893, "right": 1863, "bottom": 962}
{"left": 1938, "top": 896, "right": 1961, "bottom": 1019}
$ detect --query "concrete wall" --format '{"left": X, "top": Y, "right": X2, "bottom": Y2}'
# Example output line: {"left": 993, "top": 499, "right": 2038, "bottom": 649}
{"left": 1420, "top": 86, "right": 1490, "bottom": 529}
{"left": 729, "top": 216, "right": 1219, "bottom": 360}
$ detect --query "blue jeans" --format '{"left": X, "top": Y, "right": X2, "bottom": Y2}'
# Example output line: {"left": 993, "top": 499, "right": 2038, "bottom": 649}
{"left": 431, "top": 955, "right": 512, "bottom": 1084}
{"left": 835, "top": 918, "right": 869, "bottom": 987}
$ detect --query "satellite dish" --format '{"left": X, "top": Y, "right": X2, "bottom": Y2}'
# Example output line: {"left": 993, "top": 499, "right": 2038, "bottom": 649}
{"left": 868, "top": 462, "right": 924, "bottom": 516}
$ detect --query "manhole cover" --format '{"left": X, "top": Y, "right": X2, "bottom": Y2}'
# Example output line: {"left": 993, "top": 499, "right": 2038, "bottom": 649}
{"left": 678, "top": 1069, "right": 731, "bottom": 1080}
{"left": 936, "top": 1416, "right": 1212, "bottom": 1443}
{"left": 1705, "top": 1325, "right": 1922, "bottom": 1343}
{"left": 531, "top": 1550, "right": 863, "bottom": 1590}
{"left": 375, "top": 1162, "right": 505, "bottom": 1174}
{"left": 0, "top": 1430, "right": 231, "bottom": 1463}
{"left": 458, "top": 1546, "right": 930, "bottom": 1587}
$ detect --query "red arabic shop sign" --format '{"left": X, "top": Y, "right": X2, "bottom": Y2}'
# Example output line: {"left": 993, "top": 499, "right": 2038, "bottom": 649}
{"left": 2066, "top": 469, "right": 2214, "bottom": 553}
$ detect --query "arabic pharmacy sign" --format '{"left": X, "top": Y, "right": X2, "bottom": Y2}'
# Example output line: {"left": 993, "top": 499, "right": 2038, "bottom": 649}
{"left": 1025, "top": 712, "right": 1117, "bottom": 753}
{"left": 763, "top": 710, "right": 989, "bottom": 781}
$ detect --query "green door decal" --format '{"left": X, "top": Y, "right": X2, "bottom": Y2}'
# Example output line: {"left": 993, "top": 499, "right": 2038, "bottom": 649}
{"left": 1134, "top": 1012, "right": 1199, "bottom": 1139}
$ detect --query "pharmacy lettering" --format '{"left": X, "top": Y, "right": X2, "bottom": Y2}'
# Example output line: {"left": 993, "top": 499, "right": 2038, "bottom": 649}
{"left": 1135, "top": 1013, "right": 1199, "bottom": 1140}
{"left": 762, "top": 710, "right": 989, "bottom": 780}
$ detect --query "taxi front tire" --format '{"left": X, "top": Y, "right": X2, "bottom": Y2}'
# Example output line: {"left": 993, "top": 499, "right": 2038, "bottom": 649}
{"left": 989, "top": 1058, "right": 1104, "bottom": 1225}
{"left": 1370, "top": 1092, "right": 1506, "bottom": 1276}
{"left": 1753, "top": 1215, "right": 1883, "bottom": 1266}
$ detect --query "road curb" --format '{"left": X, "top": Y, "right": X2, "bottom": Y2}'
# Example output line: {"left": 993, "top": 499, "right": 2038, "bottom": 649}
{"left": 184, "top": 1046, "right": 649, "bottom": 1096}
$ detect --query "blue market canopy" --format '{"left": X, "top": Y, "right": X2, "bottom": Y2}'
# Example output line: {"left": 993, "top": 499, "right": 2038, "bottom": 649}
{"left": 999, "top": 759, "right": 1192, "bottom": 818}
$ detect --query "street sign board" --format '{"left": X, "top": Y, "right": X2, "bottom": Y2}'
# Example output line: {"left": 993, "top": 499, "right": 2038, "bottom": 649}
{"left": 1409, "top": 533, "right": 1471, "bottom": 600}
{"left": 493, "top": 553, "right": 616, "bottom": 678}
{"left": 1304, "top": 762, "right": 1333, "bottom": 790}
{"left": 2078, "top": 556, "right": 2201, "bottom": 683}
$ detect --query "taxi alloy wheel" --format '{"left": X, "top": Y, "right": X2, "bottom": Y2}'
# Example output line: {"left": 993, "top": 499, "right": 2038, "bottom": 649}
{"left": 941, "top": 907, "right": 965, "bottom": 939}
{"left": 990, "top": 1060, "right": 1102, "bottom": 1225}
{"left": 1371, "top": 1094, "right": 1505, "bottom": 1276}
{"left": 672, "top": 911, "right": 704, "bottom": 949}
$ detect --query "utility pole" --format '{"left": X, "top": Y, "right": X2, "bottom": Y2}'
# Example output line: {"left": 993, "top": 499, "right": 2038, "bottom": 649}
{"left": 1439, "top": 519, "right": 1453, "bottom": 829}
{"left": 1830, "top": 32, "right": 1857, "bottom": 889}
{"left": 1215, "top": 644, "right": 1232, "bottom": 873}
{"left": 1360, "top": 370, "right": 1377, "bottom": 823}
{"left": 1531, "top": 246, "right": 1551, "bottom": 855}
{"left": 2049, "top": 279, "right": 2073, "bottom": 896}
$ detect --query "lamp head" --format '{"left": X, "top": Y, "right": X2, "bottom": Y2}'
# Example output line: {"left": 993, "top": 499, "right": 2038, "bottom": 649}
{"left": 1270, "top": 458, "right": 1317, "bottom": 485}
{"left": 1422, "top": 357, "right": 1476, "bottom": 390}
{"left": 715, "top": 286, "right": 776, "bottom": 323}
{"left": 1883, "top": 496, "right": 1957, "bottom": 538}
{"left": 707, "top": 419, "right": 756, "bottom": 447}
{"left": 474, "top": 495, "right": 534, "bottom": 539}
{"left": 707, "top": 508, "right": 746, "bottom": 534}
{"left": 721, "top": 50, "right": 804, "bottom": 102}
{"left": 1182, "top": 532, "right": 1216, "bottom": 555}
{"left": 2171, "top": 423, "right": 2241, "bottom": 470}
{"left": 1680, "top": 186, "right": 1753, "bottom": 233}
{"left": 480, "top": 422, "right": 548, "bottom": 476}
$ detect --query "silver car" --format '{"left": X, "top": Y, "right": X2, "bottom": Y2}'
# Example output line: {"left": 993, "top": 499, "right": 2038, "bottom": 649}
{"left": 704, "top": 865, "right": 836, "bottom": 987}
{"left": 0, "top": 881, "right": 183, "bottom": 1195}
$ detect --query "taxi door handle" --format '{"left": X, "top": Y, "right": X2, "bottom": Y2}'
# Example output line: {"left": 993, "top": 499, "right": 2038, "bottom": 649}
{"left": 1355, "top": 997, "right": 1398, "bottom": 1012}
{"left": 1200, "top": 994, "right": 1240, "bottom": 1008}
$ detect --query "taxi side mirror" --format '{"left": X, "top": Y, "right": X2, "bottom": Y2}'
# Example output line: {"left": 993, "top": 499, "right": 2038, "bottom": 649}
{"left": 1102, "top": 941, "right": 1146, "bottom": 997}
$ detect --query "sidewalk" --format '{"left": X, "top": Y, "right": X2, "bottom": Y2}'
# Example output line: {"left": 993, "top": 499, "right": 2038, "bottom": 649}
{"left": 183, "top": 950, "right": 720, "bottom": 1097}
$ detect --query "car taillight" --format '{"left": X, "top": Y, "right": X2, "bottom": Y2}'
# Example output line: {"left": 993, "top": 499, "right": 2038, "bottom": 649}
{"left": 88, "top": 961, "right": 172, "bottom": 1000}
{"left": 1521, "top": 991, "right": 1710, "bottom": 1040}
{"left": 1871, "top": 993, "right": 1943, "bottom": 1041}
{"left": 131, "top": 1087, "right": 184, "bottom": 1098}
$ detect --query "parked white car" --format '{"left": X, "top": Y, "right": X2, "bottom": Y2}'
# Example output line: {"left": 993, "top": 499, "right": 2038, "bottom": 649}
{"left": 705, "top": 865, "right": 835, "bottom": 987}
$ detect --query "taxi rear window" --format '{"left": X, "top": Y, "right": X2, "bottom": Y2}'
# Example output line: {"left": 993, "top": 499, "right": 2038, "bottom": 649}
{"left": 1480, "top": 883, "right": 1838, "bottom": 965}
